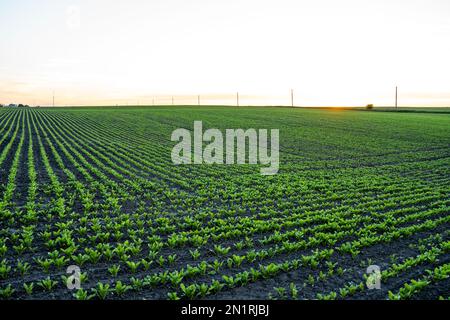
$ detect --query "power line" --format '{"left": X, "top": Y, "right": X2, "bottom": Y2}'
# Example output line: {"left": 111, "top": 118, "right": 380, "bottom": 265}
{"left": 395, "top": 86, "right": 398, "bottom": 109}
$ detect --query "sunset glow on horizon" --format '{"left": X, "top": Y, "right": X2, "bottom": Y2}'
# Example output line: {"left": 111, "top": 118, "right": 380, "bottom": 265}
{"left": 1, "top": 0, "right": 450, "bottom": 107}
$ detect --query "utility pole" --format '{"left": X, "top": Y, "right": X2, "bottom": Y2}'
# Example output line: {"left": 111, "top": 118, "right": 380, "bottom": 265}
{"left": 395, "top": 86, "right": 398, "bottom": 109}
{"left": 198, "top": 95, "right": 200, "bottom": 106}
{"left": 52, "top": 91, "right": 55, "bottom": 107}
{"left": 172, "top": 96, "right": 174, "bottom": 106}
{"left": 291, "top": 89, "right": 294, "bottom": 107}
{"left": 237, "top": 92, "right": 239, "bottom": 107}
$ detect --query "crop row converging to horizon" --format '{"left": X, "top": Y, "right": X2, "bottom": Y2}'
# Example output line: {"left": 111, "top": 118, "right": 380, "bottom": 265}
{"left": 0, "top": 106, "right": 448, "bottom": 300}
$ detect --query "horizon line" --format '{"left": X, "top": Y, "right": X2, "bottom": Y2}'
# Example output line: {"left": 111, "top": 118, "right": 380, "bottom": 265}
{"left": 3, "top": 104, "right": 450, "bottom": 109}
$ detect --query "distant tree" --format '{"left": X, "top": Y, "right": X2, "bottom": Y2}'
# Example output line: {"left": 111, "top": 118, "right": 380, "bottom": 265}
{"left": 366, "top": 104, "right": 374, "bottom": 110}
{"left": 0, "top": 104, "right": 3, "bottom": 108}
{"left": 18, "top": 104, "right": 24, "bottom": 108}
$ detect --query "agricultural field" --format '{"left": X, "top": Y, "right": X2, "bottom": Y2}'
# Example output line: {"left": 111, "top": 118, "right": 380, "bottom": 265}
{"left": 0, "top": 106, "right": 448, "bottom": 300}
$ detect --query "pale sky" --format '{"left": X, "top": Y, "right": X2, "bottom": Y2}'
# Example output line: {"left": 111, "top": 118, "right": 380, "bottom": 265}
{"left": 1, "top": 0, "right": 450, "bottom": 106}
